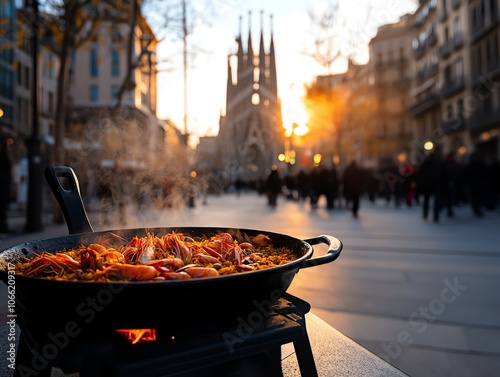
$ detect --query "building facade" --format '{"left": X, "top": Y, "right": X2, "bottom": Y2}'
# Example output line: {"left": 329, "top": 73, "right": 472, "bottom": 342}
{"left": 0, "top": 0, "right": 16, "bottom": 140}
{"left": 311, "top": 0, "right": 500, "bottom": 171}
{"left": 5, "top": 3, "right": 172, "bottom": 210}
{"left": 437, "top": 0, "right": 473, "bottom": 157}
{"left": 467, "top": 0, "right": 500, "bottom": 160}
{"left": 217, "top": 12, "right": 283, "bottom": 183}
{"left": 408, "top": 0, "right": 441, "bottom": 157}
{"left": 368, "top": 15, "right": 413, "bottom": 167}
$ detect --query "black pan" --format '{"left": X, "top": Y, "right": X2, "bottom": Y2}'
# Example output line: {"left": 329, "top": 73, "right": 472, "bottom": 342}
{"left": 0, "top": 166, "right": 342, "bottom": 348}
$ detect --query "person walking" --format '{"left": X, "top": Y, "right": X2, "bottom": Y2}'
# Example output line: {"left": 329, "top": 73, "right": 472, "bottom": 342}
{"left": 342, "top": 160, "right": 365, "bottom": 218}
{"left": 265, "top": 165, "right": 283, "bottom": 208}
{"left": 0, "top": 138, "right": 12, "bottom": 233}
{"left": 418, "top": 152, "right": 445, "bottom": 222}
{"left": 465, "top": 151, "right": 487, "bottom": 217}
{"left": 322, "top": 166, "right": 339, "bottom": 210}
{"left": 443, "top": 152, "right": 462, "bottom": 218}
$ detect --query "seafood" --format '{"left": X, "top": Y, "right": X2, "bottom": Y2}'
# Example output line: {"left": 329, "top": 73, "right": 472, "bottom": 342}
{"left": 102, "top": 264, "right": 157, "bottom": 281}
{"left": 13, "top": 232, "right": 297, "bottom": 282}
{"left": 16, "top": 252, "right": 81, "bottom": 277}
{"left": 252, "top": 234, "right": 272, "bottom": 247}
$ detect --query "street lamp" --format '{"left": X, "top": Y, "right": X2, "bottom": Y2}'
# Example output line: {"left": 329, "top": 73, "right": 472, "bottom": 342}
{"left": 24, "top": 0, "right": 43, "bottom": 232}
{"left": 283, "top": 122, "right": 309, "bottom": 168}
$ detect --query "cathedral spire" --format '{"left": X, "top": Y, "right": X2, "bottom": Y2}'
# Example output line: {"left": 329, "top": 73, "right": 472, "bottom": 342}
{"left": 247, "top": 11, "right": 254, "bottom": 68}
{"left": 259, "top": 10, "right": 266, "bottom": 87}
{"left": 269, "top": 14, "right": 277, "bottom": 94}
{"left": 236, "top": 15, "right": 244, "bottom": 80}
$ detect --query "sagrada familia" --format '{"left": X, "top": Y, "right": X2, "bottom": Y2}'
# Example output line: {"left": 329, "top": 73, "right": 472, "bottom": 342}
{"left": 217, "top": 11, "right": 284, "bottom": 183}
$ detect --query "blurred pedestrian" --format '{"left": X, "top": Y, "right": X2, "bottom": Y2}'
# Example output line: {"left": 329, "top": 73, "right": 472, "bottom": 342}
{"left": 322, "top": 166, "right": 339, "bottom": 209}
{"left": 383, "top": 162, "right": 403, "bottom": 207}
{"left": 400, "top": 164, "right": 417, "bottom": 207}
{"left": 0, "top": 138, "right": 12, "bottom": 232}
{"left": 418, "top": 152, "right": 445, "bottom": 222}
{"left": 465, "top": 151, "right": 487, "bottom": 217}
{"left": 309, "top": 167, "right": 321, "bottom": 209}
{"left": 265, "top": 165, "right": 283, "bottom": 207}
{"left": 284, "top": 173, "right": 298, "bottom": 201}
{"left": 234, "top": 177, "right": 243, "bottom": 197}
{"left": 488, "top": 158, "right": 500, "bottom": 210}
{"left": 365, "top": 169, "right": 379, "bottom": 203}
{"left": 342, "top": 160, "right": 365, "bottom": 218}
{"left": 443, "top": 152, "right": 462, "bottom": 217}
{"left": 296, "top": 169, "right": 311, "bottom": 202}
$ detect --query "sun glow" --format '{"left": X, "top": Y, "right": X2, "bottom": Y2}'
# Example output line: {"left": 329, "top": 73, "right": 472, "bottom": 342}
{"left": 282, "top": 84, "right": 310, "bottom": 137}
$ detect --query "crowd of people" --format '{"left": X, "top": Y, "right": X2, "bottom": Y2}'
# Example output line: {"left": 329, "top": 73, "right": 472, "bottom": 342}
{"left": 260, "top": 152, "right": 500, "bottom": 221}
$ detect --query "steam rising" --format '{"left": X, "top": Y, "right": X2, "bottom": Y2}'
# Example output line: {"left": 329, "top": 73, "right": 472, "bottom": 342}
{"left": 66, "top": 107, "right": 214, "bottom": 229}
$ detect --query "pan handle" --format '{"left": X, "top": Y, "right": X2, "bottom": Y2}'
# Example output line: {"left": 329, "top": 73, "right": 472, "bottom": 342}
{"left": 44, "top": 166, "right": 94, "bottom": 235}
{"left": 300, "top": 235, "right": 342, "bottom": 269}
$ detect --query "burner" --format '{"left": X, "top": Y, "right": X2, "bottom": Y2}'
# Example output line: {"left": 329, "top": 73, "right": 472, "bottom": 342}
{"left": 13, "top": 294, "right": 317, "bottom": 377}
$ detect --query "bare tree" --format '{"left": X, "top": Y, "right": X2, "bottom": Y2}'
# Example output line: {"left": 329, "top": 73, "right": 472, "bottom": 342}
{"left": 38, "top": 0, "right": 106, "bottom": 165}
{"left": 303, "top": 2, "right": 343, "bottom": 74}
{"left": 303, "top": 0, "right": 375, "bottom": 73}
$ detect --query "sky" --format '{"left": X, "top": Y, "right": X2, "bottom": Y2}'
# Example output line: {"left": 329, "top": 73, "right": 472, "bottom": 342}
{"left": 154, "top": 0, "right": 418, "bottom": 144}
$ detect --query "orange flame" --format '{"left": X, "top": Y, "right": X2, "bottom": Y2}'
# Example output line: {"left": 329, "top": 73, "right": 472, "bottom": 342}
{"left": 115, "top": 329, "right": 157, "bottom": 344}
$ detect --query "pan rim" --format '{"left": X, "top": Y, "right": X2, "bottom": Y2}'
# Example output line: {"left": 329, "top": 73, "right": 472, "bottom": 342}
{"left": 0, "top": 226, "right": 314, "bottom": 286}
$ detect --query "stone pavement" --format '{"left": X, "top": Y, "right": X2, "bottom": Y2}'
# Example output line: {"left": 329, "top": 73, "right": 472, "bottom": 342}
{"left": 0, "top": 192, "right": 499, "bottom": 376}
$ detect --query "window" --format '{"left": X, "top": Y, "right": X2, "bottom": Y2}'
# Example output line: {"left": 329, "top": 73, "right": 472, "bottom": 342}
{"left": 111, "top": 50, "right": 119, "bottom": 77}
{"left": 494, "top": 33, "right": 499, "bottom": 64}
{"left": 486, "top": 38, "right": 493, "bottom": 70}
{"left": 457, "top": 99, "right": 464, "bottom": 117}
{"left": 111, "top": 27, "right": 122, "bottom": 43}
{"left": 111, "top": 85, "right": 119, "bottom": 102}
{"left": 48, "top": 54, "right": 53, "bottom": 79}
{"left": 16, "top": 97, "right": 21, "bottom": 121}
{"left": 90, "top": 85, "right": 99, "bottom": 102}
{"left": 24, "top": 66, "right": 29, "bottom": 89}
{"left": 48, "top": 91, "right": 54, "bottom": 114}
{"left": 90, "top": 48, "right": 98, "bottom": 77}
{"left": 453, "top": 17, "right": 461, "bottom": 35}
{"left": 455, "top": 58, "right": 463, "bottom": 80}
{"left": 491, "top": 0, "right": 498, "bottom": 15}
{"left": 444, "top": 65, "right": 452, "bottom": 83}
{"left": 17, "top": 63, "right": 22, "bottom": 85}
{"left": 70, "top": 48, "right": 76, "bottom": 75}
{"left": 446, "top": 104, "right": 453, "bottom": 120}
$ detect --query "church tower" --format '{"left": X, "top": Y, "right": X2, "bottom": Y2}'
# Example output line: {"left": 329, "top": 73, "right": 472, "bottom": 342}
{"left": 218, "top": 11, "right": 283, "bottom": 183}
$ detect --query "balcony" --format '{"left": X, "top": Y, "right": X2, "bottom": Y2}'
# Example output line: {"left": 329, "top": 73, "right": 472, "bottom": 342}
{"left": 374, "top": 58, "right": 407, "bottom": 69}
{"left": 413, "top": 44, "right": 426, "bottom": 59}
{"left": 451, "top": 0, "right": 462, "bottom": 10}
{"left": 441, "top": 115, "right": 465, "bottom": 133}
{"left": 453, "top": 33, "right": 463, "bottom": 50}
{"left": 441, "top": 77, "right": 465, "bottom": 98}
{"left": 416, "top": 64, "right": 439, "bottom": 83}
{"left": 439, "top": 41, "right": 452, "bottom": 58}
{"left": 472, "top": 12, "right": 500, "bottom": 43}
{"left": 427, "top": 30, "right": 438, "bottom": 46}
{"left": 467, "top": 108, "right": 500, "bottom": 133}
{"left": 471, "top": 64, "right": 500, "bottom": 87}
{"left": 409, "top": 93, "right": 440, "bottom": 117}
{"left": 439, "top": 9, "right": 448, "bottom": 22}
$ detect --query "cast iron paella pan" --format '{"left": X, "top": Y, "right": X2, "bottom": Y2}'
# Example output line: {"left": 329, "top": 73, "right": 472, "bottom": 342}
{"left": 0, "top": 166, "right": 342, "bottom": 347}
